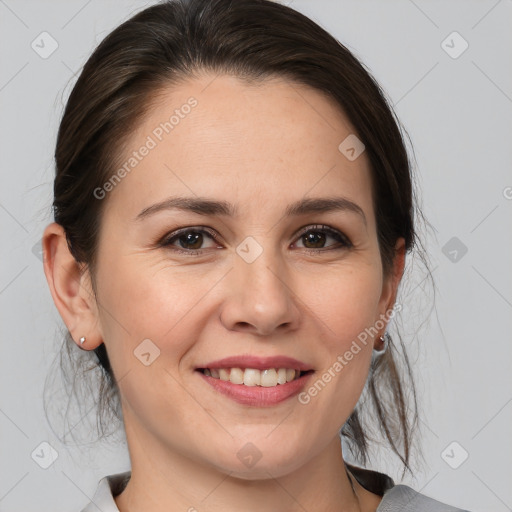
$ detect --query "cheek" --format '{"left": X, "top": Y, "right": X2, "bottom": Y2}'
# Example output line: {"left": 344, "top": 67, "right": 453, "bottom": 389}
{"left": 296, "top": 262, "right": 383, "bottom": 411}
{"left": 94, "top": 259, "right": 219, "bottom": 454}
{"left": 93, "top": 249, "right": 221, "bottom": 374}
{"left": 304, "top": 260, "right": 384, "bottom": 346}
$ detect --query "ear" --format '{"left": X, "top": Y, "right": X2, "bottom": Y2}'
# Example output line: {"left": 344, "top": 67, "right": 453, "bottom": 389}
{"left": 42, "top": 222, "right": 103, "bottom": 350}
{"left": 375, "top": 237, "right": 406, "bottom": 346}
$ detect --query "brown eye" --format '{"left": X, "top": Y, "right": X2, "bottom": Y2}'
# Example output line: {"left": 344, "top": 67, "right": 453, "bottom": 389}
{"left": 302, "top": 231, "right": 327, "bottom": 249}
{"left": 175, "top": 231, "right": 205, "bottom": 250}
{"left": 294, "top": 225, "right": 352, "bottom": 252}
{"left": 160, "top": 227, "right": 220, "bottom": 255}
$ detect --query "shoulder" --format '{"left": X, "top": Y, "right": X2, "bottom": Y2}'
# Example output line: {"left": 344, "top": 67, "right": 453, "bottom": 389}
{"left": 345, "top": 463, "right": 472, "bottom": 512}
{"left": 79, "top": 471, "right": 130, "bottom": 512}
{"left": 81, "top": 468, "right": 473, "bottom": 512}
{"left": 378, "top": 484, "right": 472, "bottom": 512}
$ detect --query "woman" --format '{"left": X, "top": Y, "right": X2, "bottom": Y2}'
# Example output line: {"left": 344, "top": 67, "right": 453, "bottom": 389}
{"left": 41, "top": 0, "right": 471, "bottom": 510}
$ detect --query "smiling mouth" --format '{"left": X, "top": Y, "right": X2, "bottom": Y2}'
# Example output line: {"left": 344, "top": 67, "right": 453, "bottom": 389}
{"left": 197, "top": 367, "right": 313, "bottom": 387}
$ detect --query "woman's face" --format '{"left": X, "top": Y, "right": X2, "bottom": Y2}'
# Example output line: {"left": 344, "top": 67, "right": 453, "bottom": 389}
{"left": 70, "top": 74, "right": 403, "bottom": 478}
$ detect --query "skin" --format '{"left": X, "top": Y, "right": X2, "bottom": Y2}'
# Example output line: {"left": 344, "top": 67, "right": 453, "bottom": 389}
{"left": 43, "top": 73, "right": 405, "bottom": 512}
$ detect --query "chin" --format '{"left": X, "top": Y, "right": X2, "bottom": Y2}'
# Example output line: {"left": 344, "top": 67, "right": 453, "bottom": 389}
{"left": 206, "top": 444, "right": 307, "bottom": 481}
{"left": 221, "top": 461, "right": 301, "bottom": 481}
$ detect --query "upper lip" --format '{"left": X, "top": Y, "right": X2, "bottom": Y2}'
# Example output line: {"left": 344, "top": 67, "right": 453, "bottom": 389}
{"left": 197, "top": 355, "right": 313, "bottom": 371}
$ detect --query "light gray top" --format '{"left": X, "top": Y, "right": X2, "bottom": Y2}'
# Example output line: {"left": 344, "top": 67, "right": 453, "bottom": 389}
{"left": 80, "top": 464, "right": 471, "bottom": 512}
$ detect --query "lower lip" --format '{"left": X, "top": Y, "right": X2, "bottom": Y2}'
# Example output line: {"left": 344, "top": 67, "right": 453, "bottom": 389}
{"left": 197, "top": 371, "right": 313, "bottom": 406}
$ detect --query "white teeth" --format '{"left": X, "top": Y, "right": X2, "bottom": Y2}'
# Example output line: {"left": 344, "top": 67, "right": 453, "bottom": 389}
{"left": 203, "top": 367, "right": 305, "bottom": 386}
{"left": 243, "top": 368, "right": 260, "bottom": 386}
{"left": 260, "top": 369, "right": 277, "bottom": 387}
{"left": 230, "top": 367, "right": 244, "bottom": 384}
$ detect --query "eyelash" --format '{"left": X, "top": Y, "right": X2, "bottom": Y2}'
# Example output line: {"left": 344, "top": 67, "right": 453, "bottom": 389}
{"left": 158, "top": 224, "right": 352, "bottom": 256}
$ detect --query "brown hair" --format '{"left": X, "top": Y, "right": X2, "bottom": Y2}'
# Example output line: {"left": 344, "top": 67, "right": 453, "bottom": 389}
{"left": 46, "top": 0, "right": 432, "bottom": 478}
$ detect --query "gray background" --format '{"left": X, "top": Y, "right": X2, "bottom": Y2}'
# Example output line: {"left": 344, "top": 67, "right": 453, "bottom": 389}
{"left": 1, "top": 0, "right": 511, "bottom": 511}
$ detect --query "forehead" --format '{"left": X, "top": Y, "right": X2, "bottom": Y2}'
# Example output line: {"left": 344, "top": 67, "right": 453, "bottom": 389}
{"left": 104, "top": 73, "right": 375, "bottom": 223}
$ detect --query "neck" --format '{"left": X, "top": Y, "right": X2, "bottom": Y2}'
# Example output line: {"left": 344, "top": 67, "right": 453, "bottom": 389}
{"left": 114, "top": 420, "right": 381, "bottom": 512}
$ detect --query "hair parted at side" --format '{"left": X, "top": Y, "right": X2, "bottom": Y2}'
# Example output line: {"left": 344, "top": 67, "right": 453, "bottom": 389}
{"left": 45, "top": 0, "right": 433, "bottom": 479}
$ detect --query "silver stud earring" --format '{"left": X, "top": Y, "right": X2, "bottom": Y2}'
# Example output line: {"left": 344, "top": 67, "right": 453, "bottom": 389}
{"left": 79, "top": 336, "right": 86, "bottom": 345}
{"left": 374, "top": 333, "right": 388, "bottom": 353}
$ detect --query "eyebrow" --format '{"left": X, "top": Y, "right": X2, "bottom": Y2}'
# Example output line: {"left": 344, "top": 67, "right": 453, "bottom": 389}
{"left": 135, "top": 195, "right": 367, "bottom": 226}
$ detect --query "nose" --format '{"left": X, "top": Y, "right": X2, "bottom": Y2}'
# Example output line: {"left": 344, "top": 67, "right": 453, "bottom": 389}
{"left": 219, "top": 244, "right": 301, "bottom": 337}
